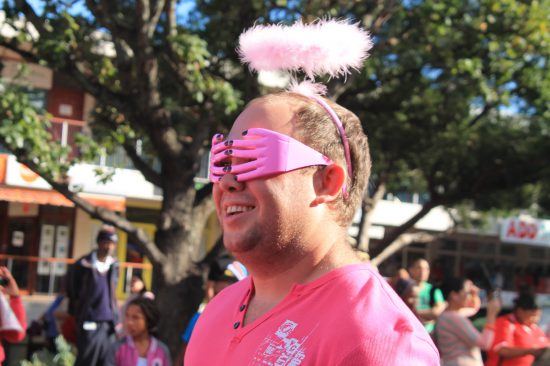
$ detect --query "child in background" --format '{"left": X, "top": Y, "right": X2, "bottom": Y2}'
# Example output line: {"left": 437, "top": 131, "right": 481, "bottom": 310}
{"left": 107, "top": 297, "right": 170, "bottom": 366}
{"left": 116, "top": 275, "right": 155, "bottom": 337}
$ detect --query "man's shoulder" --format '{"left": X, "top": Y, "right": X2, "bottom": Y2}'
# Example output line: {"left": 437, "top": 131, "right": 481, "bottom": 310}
{"left": 317, "top": 265, "right": 418, "bottom": 316}
{"left": 324, "top": 265, "right": 432, "bottom": 336}
{"left": 420, "top": 281, "right": 433, "bottom": 292}
{"left": 74, "top": 252, "right": 93, "bottom": 267}
{"left": 497, "top": 313, "right": 520, "bottom": 329}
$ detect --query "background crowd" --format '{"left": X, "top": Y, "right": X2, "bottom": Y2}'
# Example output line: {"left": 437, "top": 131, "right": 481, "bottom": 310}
{"left": 2, "top": 234, "right": 548, "bottom": 365}
{"left": 390, "top": 258, "right": 549, "bottom": 366}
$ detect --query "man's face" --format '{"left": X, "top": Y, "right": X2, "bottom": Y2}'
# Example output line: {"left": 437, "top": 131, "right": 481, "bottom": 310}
{"left": 516, "top": 308, "right": 541, "bottom": 326}
{"left": 410, "top": 260, "right": 430, "bottom": 283}
{"left": 97, "top": 240, "right": 116, "bottom": 258}
{"left": 213, "top": 97, "right": 320, "bottom": 263}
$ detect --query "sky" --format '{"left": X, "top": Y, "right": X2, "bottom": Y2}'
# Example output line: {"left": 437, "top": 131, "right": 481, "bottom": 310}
{"left": 26, "top": 0, "right": 196, "bottom": 23}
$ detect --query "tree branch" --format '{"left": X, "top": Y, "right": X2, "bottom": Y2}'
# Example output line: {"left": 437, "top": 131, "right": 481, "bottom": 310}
{"left": 0, "top": 40, "right": 40, "bottom": 64}
{"left": 14, "top": 0, "right": 48, "bottom": 35}
{"left": 120, "top": 140, "right": 163, "bottom": 187}
{"left": 376, "top": 199, "right": 439, "bottom": 248}
{"left": 371, "top": 232, "right": 435, "bottom": 267}
{"left": 0, "top": 140, "right": 166, "bottom": 265}
{"left": 468, "top": 102, "right": 494, "bottom": 127}
{"left": 149, "top": 0, "right": 166, "bottom": 38}
{"left": 164, "top": 0, "right": 176, "bottom": 38}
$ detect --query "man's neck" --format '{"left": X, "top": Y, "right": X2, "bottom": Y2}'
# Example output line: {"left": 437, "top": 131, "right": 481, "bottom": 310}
{"left": 240, "top": 234, "right": 360, "bottom": 327}
{"left": 95, "top": 251, "right": 108, "bottom": 262}
{"left": 247, "top": 234, "right": 359, "bottom": 304}
{"left": 446, "top": 302, "right": 461, "bottom": 312}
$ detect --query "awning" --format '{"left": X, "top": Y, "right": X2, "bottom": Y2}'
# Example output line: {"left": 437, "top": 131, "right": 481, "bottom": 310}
{"left": 0, "top": 186, "right": 126, "bottom": 212}
{"left": 79, "top": 192, "right": 126, "bottom": 212}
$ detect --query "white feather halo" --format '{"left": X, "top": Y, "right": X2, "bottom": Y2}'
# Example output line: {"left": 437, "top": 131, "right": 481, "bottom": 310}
{"left": 238, "top": 19, "right": 373, "bottom": 80}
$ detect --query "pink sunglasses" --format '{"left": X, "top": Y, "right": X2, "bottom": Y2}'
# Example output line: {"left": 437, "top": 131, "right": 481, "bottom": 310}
{"left": 209, "top": 128, "right": 334, "bottom": 183}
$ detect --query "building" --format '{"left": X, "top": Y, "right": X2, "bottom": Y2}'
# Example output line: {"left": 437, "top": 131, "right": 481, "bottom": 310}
{"left": 364, "top": 198, "right": 550, "bottom": 310}
{"left": 0, "top": 45, "right": 167, "bottom": 298}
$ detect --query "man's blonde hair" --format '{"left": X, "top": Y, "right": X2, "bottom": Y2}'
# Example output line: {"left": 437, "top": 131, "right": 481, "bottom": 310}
{"left": 257, "top": 92, "right": 371, "bottom": 226}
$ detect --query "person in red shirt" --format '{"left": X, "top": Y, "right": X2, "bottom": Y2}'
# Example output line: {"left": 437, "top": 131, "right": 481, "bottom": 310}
{"left": 486, "top": 291, "right": 549, "bottom": 366}
{"left": 0, "top": 266, "right": 27, "bottom": 365}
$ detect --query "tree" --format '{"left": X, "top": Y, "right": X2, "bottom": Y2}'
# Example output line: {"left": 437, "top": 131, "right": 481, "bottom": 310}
{"left": 1, "top": 0, "right": 247, "bottom": 355}
{"left": 344, "top": 0, "right": 550, "bottom": 258}
{"left": 194, "top": 0, "right": 550, "bottom": 262}
{"left": 0, "top": 1, "right": 402, "bottom": 355}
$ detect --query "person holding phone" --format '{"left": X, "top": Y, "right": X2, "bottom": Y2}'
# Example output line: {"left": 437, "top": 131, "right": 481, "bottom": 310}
{"left": 0, "top": 266, "right": 27, "bottom": 364}
{"left": 435, "top": 277, "right": 501, "bottom": 366}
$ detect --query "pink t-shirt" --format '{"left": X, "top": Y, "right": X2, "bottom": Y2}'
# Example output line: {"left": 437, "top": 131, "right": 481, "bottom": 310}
{"left": 185, "top": 263, "right": 439, "bottom": 365}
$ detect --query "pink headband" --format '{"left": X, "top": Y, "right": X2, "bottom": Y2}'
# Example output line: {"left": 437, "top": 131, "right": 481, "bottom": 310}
{"left": 305, "top": 95, "right": 352, "bottom": 198}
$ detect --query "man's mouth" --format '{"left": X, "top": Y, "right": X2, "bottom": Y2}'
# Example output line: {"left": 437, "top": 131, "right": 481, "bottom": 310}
{"left": 226, "top": 205, "right": 255, "bottom": 216}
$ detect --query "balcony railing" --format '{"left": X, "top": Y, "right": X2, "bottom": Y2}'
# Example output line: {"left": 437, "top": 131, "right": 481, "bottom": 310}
{"left": 0, "top": 254, "right": 152, "bottom": 297}
{"left": 48, "top": 117, "right": 86, "bottom": 158}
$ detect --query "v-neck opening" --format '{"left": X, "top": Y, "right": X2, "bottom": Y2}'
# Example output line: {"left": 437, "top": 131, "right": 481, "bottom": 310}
{"left": 232, "top": 263, "right": 373, "bottom": 339}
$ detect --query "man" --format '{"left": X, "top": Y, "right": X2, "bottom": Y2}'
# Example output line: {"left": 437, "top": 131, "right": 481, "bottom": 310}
{"left": 68, "top": 225, "right": 119, "bottom": 366}
{"left": 486, "top": 291, "right": 549, "bottom": 366}
{"left": 409, "top": 258, "right": 445, "bottom": 333}
{"left": 0, "top": 266, "right": 27, "bottom": 365}
{"left": 185, "top": 93, "right": 439, "bottom": 365}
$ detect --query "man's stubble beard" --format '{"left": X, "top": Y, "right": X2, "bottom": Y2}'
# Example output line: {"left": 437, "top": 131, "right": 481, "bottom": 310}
{"left": 225, "top": 211, "right": 305, "bottom": 268}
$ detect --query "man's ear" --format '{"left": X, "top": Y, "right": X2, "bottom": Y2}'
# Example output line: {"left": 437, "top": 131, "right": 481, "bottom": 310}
{"left": 311, "top": 164, "right": 346, "bottom": 206}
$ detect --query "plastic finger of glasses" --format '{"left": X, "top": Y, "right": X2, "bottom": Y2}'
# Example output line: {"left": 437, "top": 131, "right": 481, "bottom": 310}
{"left": 209, "top": 128, "right": 333, "bottom": 183}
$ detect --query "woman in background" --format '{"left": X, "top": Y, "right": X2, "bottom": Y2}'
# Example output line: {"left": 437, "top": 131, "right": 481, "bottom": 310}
{"left": 435, "top": 277, "right": 500, "bottom": 366}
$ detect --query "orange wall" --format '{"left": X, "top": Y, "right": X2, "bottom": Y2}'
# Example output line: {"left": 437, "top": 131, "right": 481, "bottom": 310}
{"left": 0, "top": 154, "right": 7, "bottom": 183}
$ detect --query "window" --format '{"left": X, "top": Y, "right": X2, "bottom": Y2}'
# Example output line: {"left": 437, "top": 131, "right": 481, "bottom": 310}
{"left": 26, "top": 88, "right": 47, "bottom": 110}
{"left": 500, "top": 244, "right": 517, "bottom": 257}
{"left": 440, "top": 239, "right": 458, "bottom": 251}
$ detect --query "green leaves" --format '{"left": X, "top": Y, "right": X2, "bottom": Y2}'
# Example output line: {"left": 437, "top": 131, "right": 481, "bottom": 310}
{"left": 345, "top": 0, "right": 550, "bottom": 214}
{"left": 0, "top": 84, "right": 71, "bottom": 181}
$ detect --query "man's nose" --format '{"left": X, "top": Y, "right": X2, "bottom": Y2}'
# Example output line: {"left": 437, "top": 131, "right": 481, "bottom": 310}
{"left": 218, "top": 173, "right": 244, "bottom": 192}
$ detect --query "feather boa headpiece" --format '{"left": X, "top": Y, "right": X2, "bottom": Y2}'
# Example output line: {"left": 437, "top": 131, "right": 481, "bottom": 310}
{"left": 237, "top": 19, "right": 373, "bottom": 198}
{"left": 238, "top": 19, "right": 373, "bottom": 94}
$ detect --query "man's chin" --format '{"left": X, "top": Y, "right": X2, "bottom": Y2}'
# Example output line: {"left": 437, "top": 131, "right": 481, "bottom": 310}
{"left": 223, "top": 235, "right": 258, "bottom": 254}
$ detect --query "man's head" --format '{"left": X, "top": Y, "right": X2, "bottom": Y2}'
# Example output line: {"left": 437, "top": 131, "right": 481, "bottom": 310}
{"left": 207, "top": 258, "right": 247, "bottom": 300}
{"left": 513, "top": 291, "right": 541, "bottom": 326}
{"left": 212, "top": 94, "right": 371, "bottom": 262}
{"left": 409, "top": 258, "right": 430, "bottom": 284}
{"left": 441, "top": 277, "right": 474, "bottom": 308}
{"left": 96, "top": 225, "right": 117, "bottom": 258}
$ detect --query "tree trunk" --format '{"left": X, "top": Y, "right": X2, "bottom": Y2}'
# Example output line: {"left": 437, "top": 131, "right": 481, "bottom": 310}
{"left": 370, "top": 200, "right": 439, "bottom": 266}
{"left": 376, "top": 199, "right": 438, "bottom": 248}
{"left": 356, "top": 182, "right": 386, "bottom": 252}
{"left": 150, "top": 184, "right": 215, "bottom": 360}
{"left": 151, "top": 217, "right": 209, "bottom": 359}
{"left": 155, "top": 272, "right": 204, "bottom": 362}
